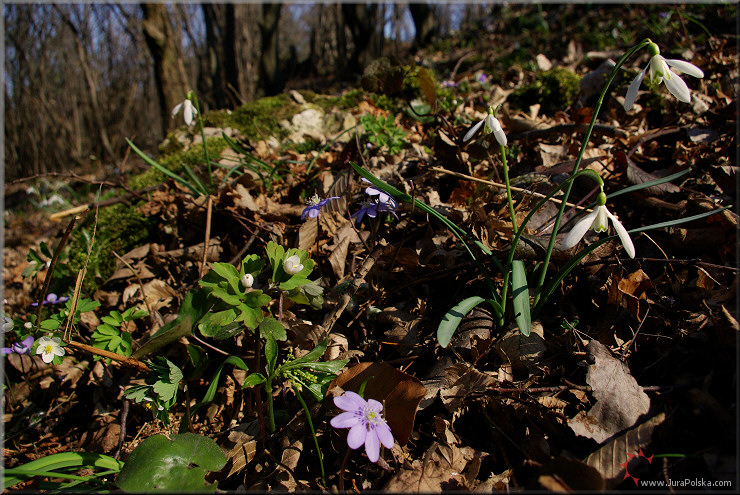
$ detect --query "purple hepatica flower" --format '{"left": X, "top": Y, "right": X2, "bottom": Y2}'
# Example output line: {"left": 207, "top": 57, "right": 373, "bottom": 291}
{"left": 330, "top": 391, "right": 394, "bottom": 463}
{"left": 302, "top": 194, "right": 340, "bottom": 220}
{"left": 361, "top": 178, "right": 393, "bottom": 204}
{"left": 478, "top": 73, "right": 488, "bottom": 84}
{"left": 31, "top": 293, "right": 69, "bottom": 307}
{"left": 352, "top": 200, "right": 379, "bottom": 223}
{"left": 2, "top": 335, "right": 34, "bottom": 356}
{"left": 441, "top": 79, "right": 458, "bottom": 88}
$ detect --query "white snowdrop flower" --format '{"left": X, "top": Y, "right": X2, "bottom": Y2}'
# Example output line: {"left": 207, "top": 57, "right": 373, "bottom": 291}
{"left": 561, "top": 192, "right": 635, "bottom": 258}
{"left": 171, "top": 93, "right": 198, "bottom": 126}
{"left": 241, "top": 273, "right": 254, "bottom": 288}
{"left": 624, "top": 42, "right": 704, "bottom": 111}
{"left": 35, "top": 335, "right": 65, "bottom": 364}
{"left": 463, "top": 106, "right": 507, "bottom": 146}
{"left": 283, "top": 255, "right": 304, "bottom": 275}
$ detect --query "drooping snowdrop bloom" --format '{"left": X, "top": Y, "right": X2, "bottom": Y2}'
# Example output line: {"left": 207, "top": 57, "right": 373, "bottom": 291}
{"left": 2, "top": 335, "right": 34, "bottom": 356}
{"left": 301, "top": 194, "right": 339, "bottom": 220}
{"left": 463, "top": 106, "right": 507, "bottom": 146}
{"left": 172, "top": 93, "right": 198, "bottom": 126}
{"left": 1, "top": 315, "right": 14, "bottom": 333}
{"left": 561, "top": 192, "right": 635, "bottom": 258}
{"left": 624, "top": 42, "right": 704, "bottom": 111}
{"left": 330, "top": 391, "right": 395, "bottom": 463}
{"left": 35, "top": 335, "right": 65, "bottom": 364}
{"left": 240, "top": 273, "right": 254, "bottom": 288}
{"left": 283, "top": 255, "right": 304, "bottom": 275}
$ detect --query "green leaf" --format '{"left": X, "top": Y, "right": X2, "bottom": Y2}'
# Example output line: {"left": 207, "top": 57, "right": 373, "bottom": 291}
{"left": 235, "top": 305, "right": 262, "bottom": 330}
{"left": 100, "top": 315, "right": 122, "bottom": 327}
{"left": 5, "top": 452, "right": 123, "bottom": 489}
{"left": 280, "top": 336, "right": 329, "bottom": 369}
{"left": 436, "top": 296, "right": 486, "bottom": 348}
{"left": 210, "top": 262, "right": 241, "bottom": 293}
{"left": 209, "top": 287, "right": 242, "bottom": 307}
{"left": 265, "top": 332, "right": 278, "bottom": 376}
{"left": 242, "top": 373, "right": 266, "bottom": 388}
{"left": 126, "top": 138, "right": 207, "bottom": 197}
{"left": 279, "top": 276, "right": 311, "bottom": 291}
{"left": 188, "top": 356, "right": 249, "bottom": 420}
{"left": 511, "top": 260, "right": 532, "bottom": 336}
{"left": 95, "top": 323, "right": 119, "bottom": 336}
{"left": 115, "top": 433, "right": 226, "bottom": 492}
{"left": 259, "top": 317, "right": 287, "bottom": 341}
{"left": 265, "top": 241, "right": 285, "bottom": 282}
{"left": 240, "top": 254, "right": 264, "bottom": 278}
{"left": 199, "top": 309, "right": 237, "bottom": 337}
{"left": 295, "top": 360, "right": 349, "bottom": 374}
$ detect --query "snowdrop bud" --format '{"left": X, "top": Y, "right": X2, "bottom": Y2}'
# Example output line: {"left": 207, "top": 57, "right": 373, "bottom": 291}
{"left": 283, "top": 255, "right": 304, "bottom": 275}
{"left": 241, "top": 273, "right": 254, "bottom": 288}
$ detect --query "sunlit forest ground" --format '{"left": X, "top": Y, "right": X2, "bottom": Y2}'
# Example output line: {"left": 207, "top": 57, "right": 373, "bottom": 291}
{"left": 3, "top": 3, "right": 738, "bottom": 492}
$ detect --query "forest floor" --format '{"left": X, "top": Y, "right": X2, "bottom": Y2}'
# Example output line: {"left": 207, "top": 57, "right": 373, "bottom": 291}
{"left": 3, "top": 4, "right": 738, "bottom": 492}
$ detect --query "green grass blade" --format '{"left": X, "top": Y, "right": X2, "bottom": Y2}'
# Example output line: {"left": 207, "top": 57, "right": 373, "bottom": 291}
{"left": 125, "top": 138, "right": 207, "bottom": 196}
{"left": 511, "top": 260, "right": 532, "bottom": 336}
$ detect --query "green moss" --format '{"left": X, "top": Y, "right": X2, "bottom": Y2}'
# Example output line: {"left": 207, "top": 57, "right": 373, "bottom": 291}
{"left": 313, "top": 88, "right": 365, "bottom": 112}
{"left": 68, "top": 203, "right": 153, "bottom": 294}
{"left": 226, "top": 94, "right": 300, "bottom": 141}
{"left": 509, "top": 67, "right": 581, "bottom": 115}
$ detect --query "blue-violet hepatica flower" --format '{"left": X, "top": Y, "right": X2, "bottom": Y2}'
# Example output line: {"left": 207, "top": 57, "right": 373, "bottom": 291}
{"left": 31, "top": 293, "right": 69, "bottom": 307}
{"left": 330, "top": 391, "right": 395, "bottom": 463}
{"left": 624, "top": 42, "right": 704, "bottom": 111}
{"left": 284, "top": 255, "right": 304, "bottom": 276}
{"left": 561, "top": 192, "right": 635, "bottom": 258}
{"left": 302, "top": 194, "right": 339, "bottom": 220}
{"left": 352, "top": 199, "right": 379, "bottom": 223}
{"left": 463, "top": 106, "right": 507, "bottom": 146}
{"left": 2, "top": 335, "right": 34, "bottom": 355}
{"left": 35, "top": 335, "right": 65, "bottom": 363}
{"left": 172, "top": 94, "right": 198, "bottom": 126}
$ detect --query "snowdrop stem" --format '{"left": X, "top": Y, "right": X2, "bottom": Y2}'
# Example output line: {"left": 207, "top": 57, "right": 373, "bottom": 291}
{"left": 532, "top": 38, "right": 651, "bottom": 307}
{"left": 293, "top": 385, "right": 326, "bottom": 485}
{"left": 500, "top": 144, "right": 518, "bottom": 234}
{"left": 190, "top": 94, "right": 213, "bottom": 192}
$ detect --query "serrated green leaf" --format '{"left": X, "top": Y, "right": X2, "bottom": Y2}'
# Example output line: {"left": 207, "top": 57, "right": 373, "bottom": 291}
{"left": 209, "top": 287, "right": 242, "bottom": 306}
{"left": 199, "top": 309, "right": 237, "bottom": 337}
{"left": 107, "top": 335, "right": 122, "bottom": 351}
{"left": 94, "top": 324, "right": 119, "bottom": 336}
{"left": 437, "top": 296, "right": 486, "bottom": 348}
{"left": 265, "top": 241, "right": 285, "bottom": 281}
{"left": 240, "top": 254, "right": 264, "bottom": 278}
{"left": 210, "top": 262, "right": 241, "bottom": 293}
{"left": 259, "top": 317, "right": 287, "bottom": 341}
{"left": 279, "top": 276, "right": 311, "bottom": 291}
{"left": 100, "top": 315, "right": 121, "bottom": 327}
{"left": 512, "top": 260, "right": 532, "bottom": 337}
{"left": 235, "top": 305, "right": 262, "bottom": 330}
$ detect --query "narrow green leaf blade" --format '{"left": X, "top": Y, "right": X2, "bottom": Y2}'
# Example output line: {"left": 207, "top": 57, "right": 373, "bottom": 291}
{"left": 511, "top": 260, "right": 532, "bottom": 336}
{"left": 437, "top": 296, "right": 486, "bottom": 348}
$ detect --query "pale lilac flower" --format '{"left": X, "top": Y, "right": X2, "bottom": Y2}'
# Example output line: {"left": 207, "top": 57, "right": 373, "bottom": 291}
{"left": 330, "top": 391, "right": 394, "bottom": 463}
{"left": 561, "top": 192, "right": 635, "bottom": 258}
{"left": 463, "top": 106, "right": 507, "bottom": 146}
{"left": 359, "top": 179, "right": 399, "bottom": 220}
{"left": 624, "top": 42, "right": 704, "bottom": 111}
{"left": 441, "top": 79, "right": 458, "bottom": 88}
{"left": 35, "top": 335, "right": 65, "bottom": 364}
{"left": 283, "top": 255, "right": 304, "bottom": 275}
{"left": 352, "top": 199, "right": 379, "bottom": 223}
{"left": 172, "top": 95, "right": 198, "bottom": 126}
{"left": 302, "top": 194, "right": 339, "bottom": 220}
{"left": 31, "top": 293, "right": 69, "bottom": 307}
{"left": 477, "top": 73, "right": 488, "bottom": 84}
{"left": 2, "top": 335, "right": 34, "bottom": 355}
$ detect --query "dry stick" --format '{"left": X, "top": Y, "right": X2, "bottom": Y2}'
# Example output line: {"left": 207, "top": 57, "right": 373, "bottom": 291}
{"left": 111, "top": 250, "right": 155, "bottom": 326}
{"left": 338, "top": 446, "right": 352, "bottom": 492}
{"left": 320, "top": 240, "right": 386, "bottom": 338}
{"left": 65, "top": 341, "right": 150, "bottom": 373}
{"left": 35, "top": 215, "right": 79, "bottom": 331}
{"left": 48, "top": 185, "right": 161, "bottom": 223}
{"left": 430, "top": 167, "right": 592, "bottom": 212}
{"left": 509, "top": 122, "right": 629, "bottom": 141}
{"left": 199, "top": 196, "right": 214, "bottom": 278}
{"left": 114, "top": 399, "right": 130, "bottom": 460}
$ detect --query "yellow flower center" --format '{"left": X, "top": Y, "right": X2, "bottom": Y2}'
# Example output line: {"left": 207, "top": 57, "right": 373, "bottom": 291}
{"left": 44, "top": 344, "right": 53, "bottom": 354}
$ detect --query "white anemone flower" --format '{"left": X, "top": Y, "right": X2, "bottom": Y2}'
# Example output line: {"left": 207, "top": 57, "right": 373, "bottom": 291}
{"left": 561, "top": 192, "right": 635, "bottom": 258}
{"left": 624, "top": 42, "right": 704, "bottom": 111}
{"left": 171, "top": 95, "right": 198, "bottom": 126}
{"left": 463, "top": 106, "right": 507, "bottom": 146}
{"left": 240, "top": 273, "right": 254, "bottom": 288}
{"left": 35, "top": 335, "right": 65, "bottom": 364}
{"left": 283, "top": 255, "right": 304, "bottom": 275}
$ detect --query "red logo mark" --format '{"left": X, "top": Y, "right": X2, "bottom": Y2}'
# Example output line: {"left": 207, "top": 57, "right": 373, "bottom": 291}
{"left": 620, "top": 449, "right": 653, "bottom": 486}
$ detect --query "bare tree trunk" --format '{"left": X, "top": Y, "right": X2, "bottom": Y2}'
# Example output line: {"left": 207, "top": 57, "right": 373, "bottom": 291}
{"left": 201, "top": 4, "right": 239, "bottom": 109}
{"left": 258, "top": 3, "right": 283, "bottom": 96}
{"left": 141, "top": 3, "right": 190, "bottom": 136}
{"left": 409, "top": 3, "right": 437, "bottom": 48}
{"left": 341, "top": 3, "right": 381, "bottom": 75}
{"left": 54, "top": 5, "right": 118, "bottom": 163}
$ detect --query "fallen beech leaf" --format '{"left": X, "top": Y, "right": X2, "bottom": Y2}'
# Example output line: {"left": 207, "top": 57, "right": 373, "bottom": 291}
{"left": 583, "top": 412, "right": 665, "bottom": 489}
{"left": 568, "top": 340, "right": 650, "bottom": 443}
{"left": 494, "top": 321, "right": 546, "bottom": 372}
{"left": 535, "top": 457, "right": 605, "bottom": 491}
{"left": 328, "top": 362, "right": 426, "bottom": 446}
{"left": 440, "top": 363, "right": 497, "bottom": 415}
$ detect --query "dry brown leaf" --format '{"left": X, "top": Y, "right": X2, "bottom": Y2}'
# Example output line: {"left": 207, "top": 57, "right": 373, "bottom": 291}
{"left": 328, "top": 235, "right": 350, "bottom": 280}
{"left": 535, "top": 457, "right": 606, "bottom": 491}
{"left": 583, "top": 412, "right": 665, "bottom": 489}
{"left": 494, "top": 321, "right": 546, "bottom": 373}
{"left": 382, "top": 441, "right": 482, "bottom": 492}
{"left": 329, "top": 362, "right": 426, "bottom": 446}
{"left": 440, "top": 363, "right": 497, "bottom": 414}
{"left": 220, "top": 420, "right": 260, "bottom": 478}
{"left": 297, "top": 217, "right": 317, "bottom": 253}
{"left": 568, "top": 340, "right": 650, "bottom": 443}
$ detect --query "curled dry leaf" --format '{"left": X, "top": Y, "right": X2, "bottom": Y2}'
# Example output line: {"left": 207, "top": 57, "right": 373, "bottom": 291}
{"left": 568, "top": 340, "right": 650, "bottom": 444}
{"left": 440, "top": 363, "right": 497, "bottom": 416}
{"left": 494, "top": 321, "right": 546, "bottom": 373}
{"left": 583, "top": 412, "right": 665, "bottom": 489}
{"left": 328, "top": 362, "right": 426, "bottom": 446}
